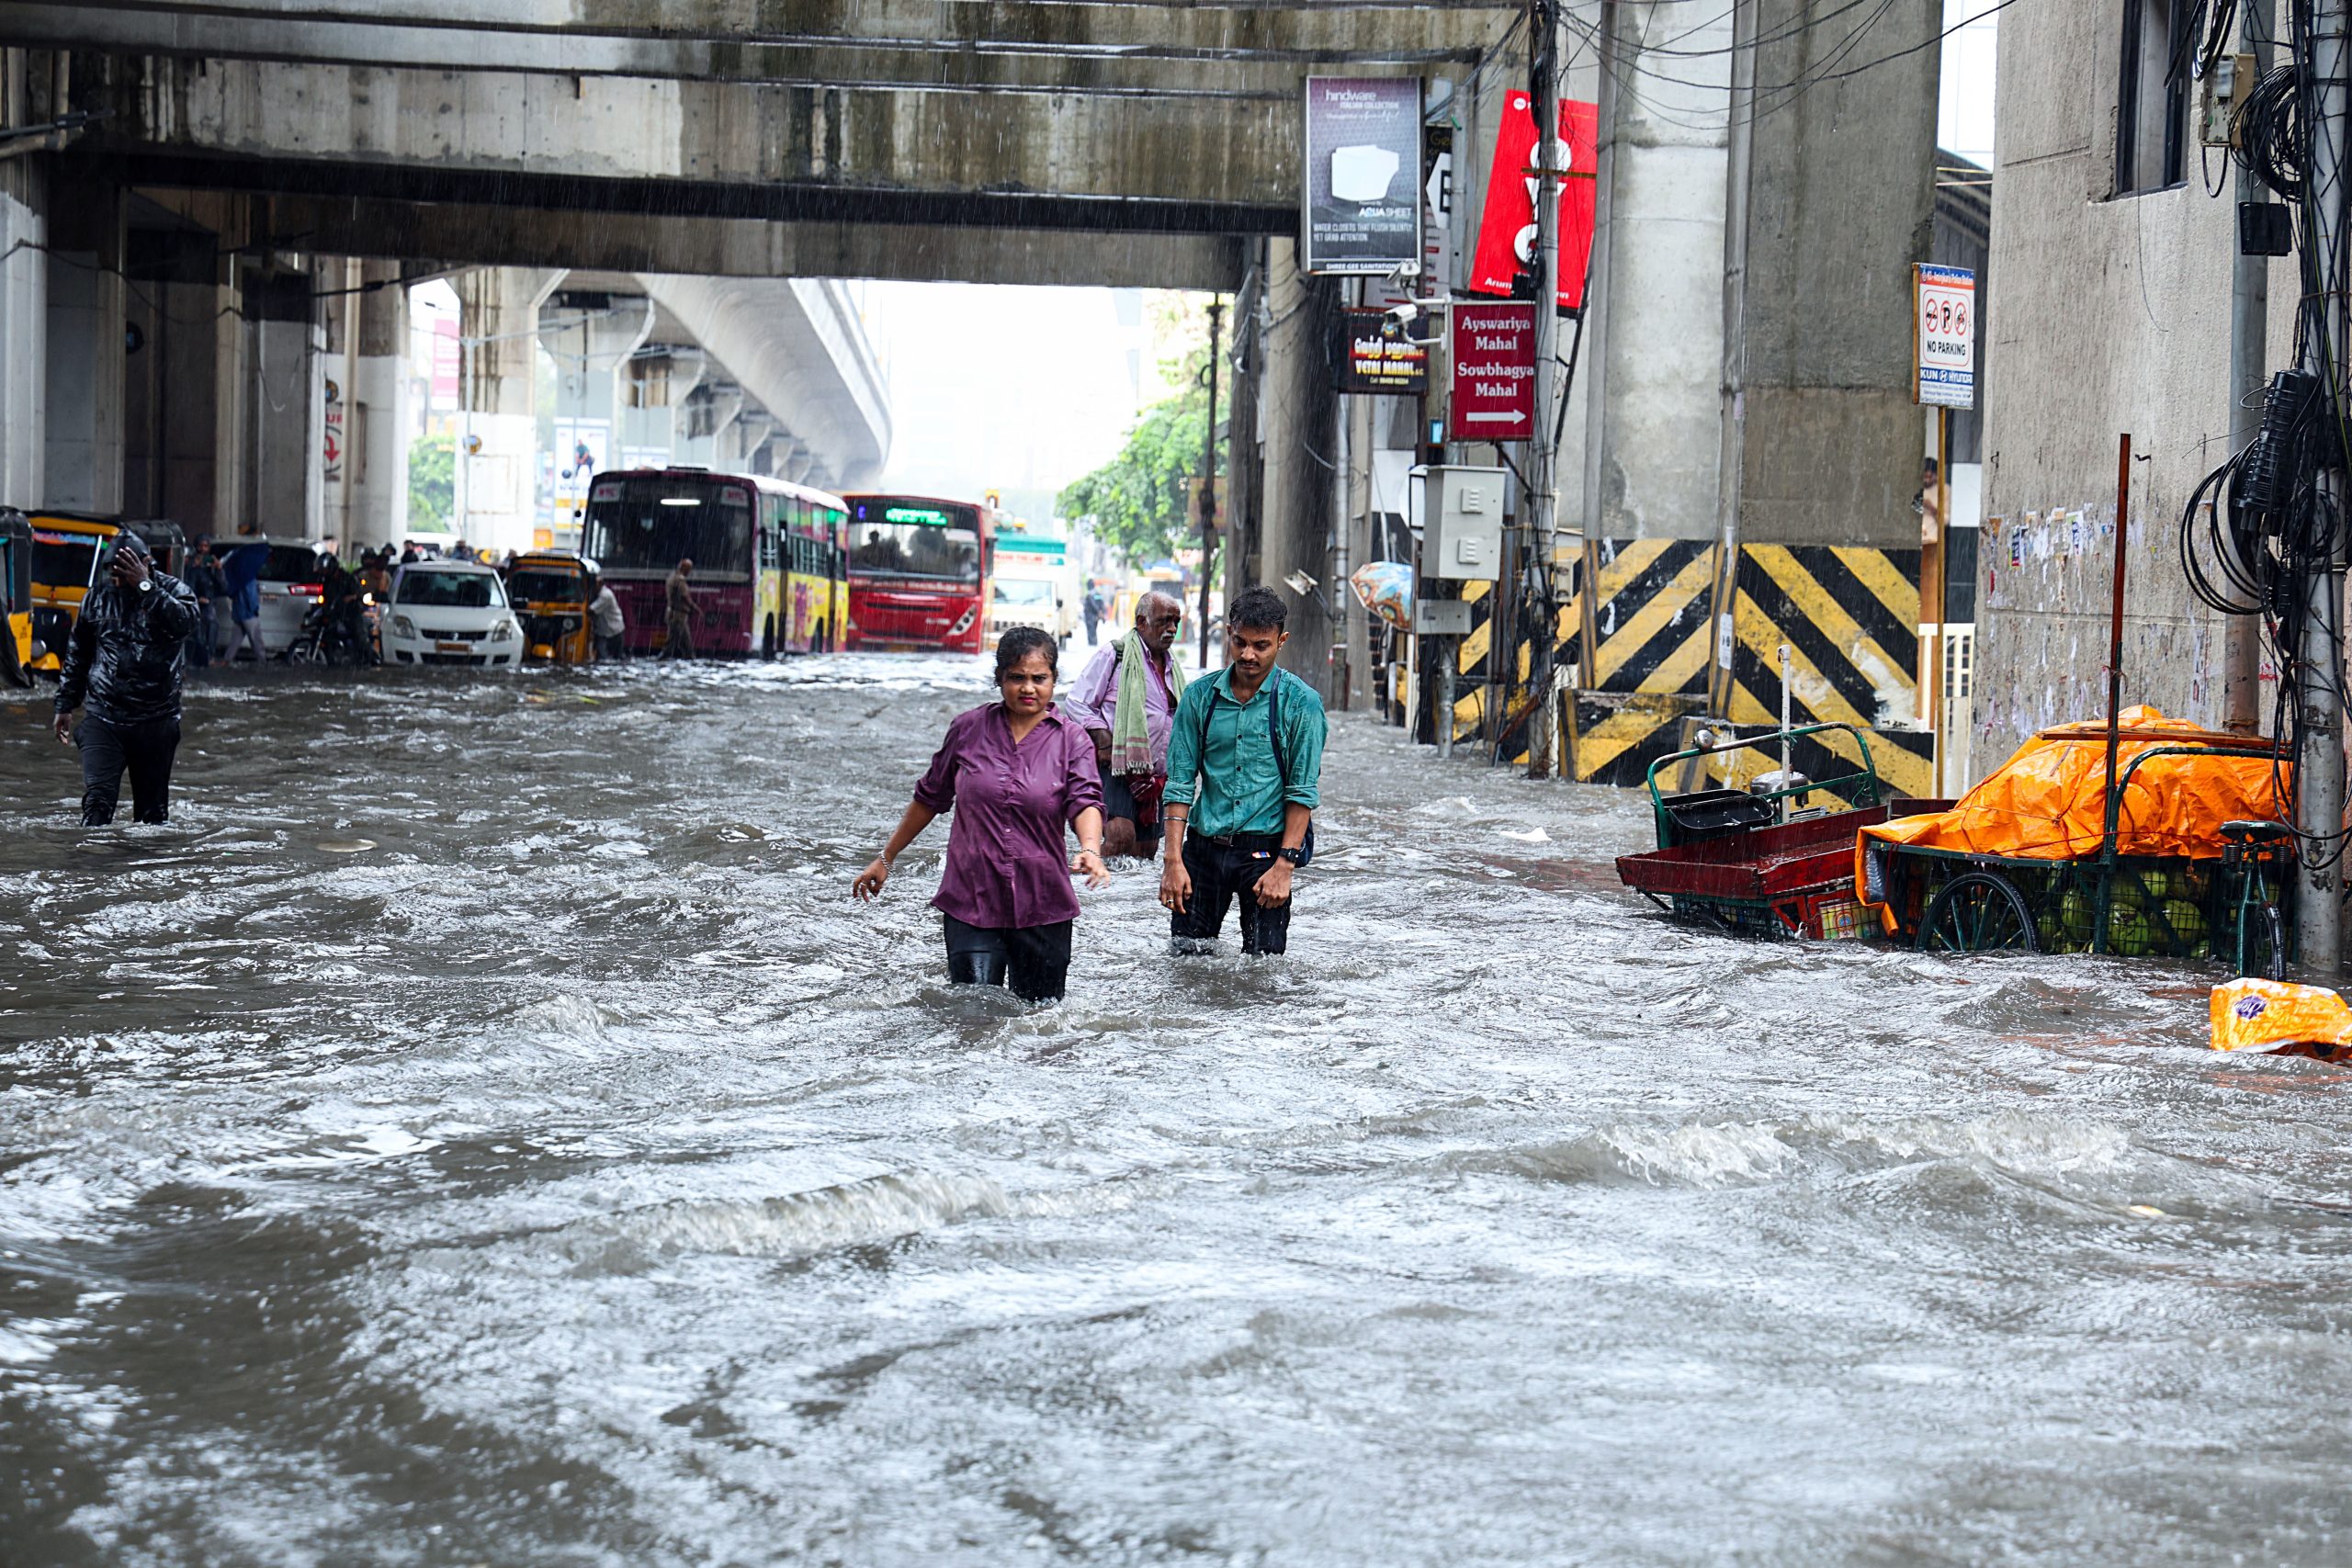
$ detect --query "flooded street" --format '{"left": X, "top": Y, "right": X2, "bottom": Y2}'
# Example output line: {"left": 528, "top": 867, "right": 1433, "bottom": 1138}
{"left": 3, "top": 654, "right": 2350, "bottom": 1565}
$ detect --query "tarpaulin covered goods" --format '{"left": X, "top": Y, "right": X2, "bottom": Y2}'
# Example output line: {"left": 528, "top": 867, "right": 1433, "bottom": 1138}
{"left": 1858, "top": 706, "right": 2287, "bottom": 870}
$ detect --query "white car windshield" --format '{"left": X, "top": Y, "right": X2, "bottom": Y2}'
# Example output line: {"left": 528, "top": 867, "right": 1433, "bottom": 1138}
{"left": 993, "top": 579, "right": 1056, "bottom": 605}
{"left": 399, "top": 571, "right": 505, "bottom": 609}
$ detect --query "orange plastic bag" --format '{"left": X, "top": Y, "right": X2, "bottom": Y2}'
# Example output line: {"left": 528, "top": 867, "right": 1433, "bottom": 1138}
{"left": 2211, "top": 978, "right": 2352, "bottom": 1055}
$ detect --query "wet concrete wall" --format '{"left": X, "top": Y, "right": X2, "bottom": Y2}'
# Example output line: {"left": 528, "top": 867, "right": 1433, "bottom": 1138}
{"left": 1974, "top": 0, "right": 2293, "bottom": 781}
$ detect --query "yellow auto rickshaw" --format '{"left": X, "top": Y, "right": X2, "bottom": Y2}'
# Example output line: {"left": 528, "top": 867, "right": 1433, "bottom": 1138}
{"left": 27, "top": 512, "right": 120, "bottom": 672}
{"left": 506, "top": 551, "right": 597, "bottom": 663}
{"left": 0, "top": 509, "right": 32, "bottom": 686}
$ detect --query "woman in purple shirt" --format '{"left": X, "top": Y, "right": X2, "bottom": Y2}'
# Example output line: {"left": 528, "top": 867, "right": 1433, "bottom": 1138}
{"left": 853, "top": 627, "right": 1111, "bottom": 1001}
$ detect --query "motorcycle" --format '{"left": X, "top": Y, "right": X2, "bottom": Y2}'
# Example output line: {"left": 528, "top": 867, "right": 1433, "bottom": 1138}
{"left": 276, "top": 593, "right": 379, "bottom": 667}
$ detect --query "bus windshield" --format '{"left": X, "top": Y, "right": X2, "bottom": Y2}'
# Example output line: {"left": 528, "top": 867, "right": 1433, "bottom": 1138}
{"left": 843, "top": 499, "right": 982, "bottom": 586}
{"left": 582, "top": 475, "right": 756, "bottom": 578}
{"left": 993, "top": 578, "right": 1056, "bottom": 605}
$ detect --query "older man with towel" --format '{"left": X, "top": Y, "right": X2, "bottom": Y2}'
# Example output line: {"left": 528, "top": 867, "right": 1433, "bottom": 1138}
{"left": 1062, "top": 591, "right": 1185, "bottom": 859}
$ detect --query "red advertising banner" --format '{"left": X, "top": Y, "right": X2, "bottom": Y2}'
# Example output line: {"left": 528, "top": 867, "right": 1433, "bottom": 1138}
{"left": 1448, "top": 301, "right": 1536, "bottom": 443}
{"left": 1468, "top": 94, "right": 1599, "bottom": 311}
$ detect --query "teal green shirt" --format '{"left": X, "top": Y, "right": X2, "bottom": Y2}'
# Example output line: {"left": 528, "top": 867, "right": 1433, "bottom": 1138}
{"left": 1162, "top": 666, "right": 1328, "bottom": 837}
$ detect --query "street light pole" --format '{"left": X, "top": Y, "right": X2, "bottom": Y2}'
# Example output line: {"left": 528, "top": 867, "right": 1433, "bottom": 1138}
{"left": 2300, "top": 0, "right": 2349, "bottom": 976}
{"left": 1525, "top": 0, "right": 1565, "bottom": 778}
{"left": 1198, "top": 298, "right": 1224, "bottom": 670}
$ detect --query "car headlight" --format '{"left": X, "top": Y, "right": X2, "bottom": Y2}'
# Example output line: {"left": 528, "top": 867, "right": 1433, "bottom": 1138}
{"left": 392, "top": 615, "right": 414, "bottom": 637}
{"left": 489, "top": 619, "right": 517, "bottom": 641}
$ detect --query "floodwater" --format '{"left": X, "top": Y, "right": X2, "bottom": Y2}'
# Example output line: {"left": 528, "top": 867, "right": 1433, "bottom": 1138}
{"left": 2, "top": 653, "right": 2349, "bottom": 1566}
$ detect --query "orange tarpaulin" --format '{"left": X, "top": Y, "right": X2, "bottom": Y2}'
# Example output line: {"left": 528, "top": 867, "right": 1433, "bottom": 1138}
{"left": 1857, "top": 706, "right": 2288, "bottom": 882}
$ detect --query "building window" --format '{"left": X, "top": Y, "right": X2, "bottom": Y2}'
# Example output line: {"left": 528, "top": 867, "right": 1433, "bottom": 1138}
{"left": 2117, "top": 0, "right": 2187, "bottom": 193}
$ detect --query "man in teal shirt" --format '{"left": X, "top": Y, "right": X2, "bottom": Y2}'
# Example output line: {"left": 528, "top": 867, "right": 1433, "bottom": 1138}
{"left": 1159, "top": 585, "right": 1328, "bottom": 955}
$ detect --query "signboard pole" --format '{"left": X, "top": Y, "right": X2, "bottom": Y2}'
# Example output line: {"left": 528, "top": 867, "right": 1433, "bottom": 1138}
{"left": 1525, "top": 6, "right": 1564, "bottom": 779}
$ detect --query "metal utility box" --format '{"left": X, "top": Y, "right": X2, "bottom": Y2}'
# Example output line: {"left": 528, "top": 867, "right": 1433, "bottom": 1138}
{"left": 1416, "top": 465, "right": 1506, "bottom": 581}
{"left": 1414, "top": 598, "right": 1473, "bottom": 635}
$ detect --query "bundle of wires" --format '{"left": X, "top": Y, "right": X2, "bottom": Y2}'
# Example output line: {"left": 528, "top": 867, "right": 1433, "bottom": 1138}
{"left": 2176, "top": 0, "right": 2352, "bottom": 870}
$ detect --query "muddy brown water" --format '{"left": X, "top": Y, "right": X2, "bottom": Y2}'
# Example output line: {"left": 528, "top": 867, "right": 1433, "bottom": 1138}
{"left": 2, "top": 655, "right": 2348, "bottom": 1565}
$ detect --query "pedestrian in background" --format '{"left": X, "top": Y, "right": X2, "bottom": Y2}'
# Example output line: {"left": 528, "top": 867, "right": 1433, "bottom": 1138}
{"left": 588, "top": 573, "right": 626, "bottom": 660}
{"left": 1081, "top": 587, "right": 1104, "bottom": 648}
{"left": 854, "top": 626, "right": 1110, "bottom": 1002}
{"left": 1159, "top": 586, "right": 1327, "bottom": 957}
{"left": 52, "top": 533, "right": 199, "bottom": 825}
{"left": 1063, "top": 590, "right": 1185, "bottom": 858}
{"left": 663, "top": 557, "right": 697, "bottom": 659}
{"left": 182, "top": 536, "right": 225, "bottom": 668}
{"left": 221, "top": 539, "right": 267, "bottom": 661}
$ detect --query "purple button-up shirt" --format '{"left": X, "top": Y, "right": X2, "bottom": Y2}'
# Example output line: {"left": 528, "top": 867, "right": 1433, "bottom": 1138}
{"left": 1062, "top": 638, "right": 1178, "bottom": 773}
{"left": 913, "top": 704, "right": 1103, "bottom": 930}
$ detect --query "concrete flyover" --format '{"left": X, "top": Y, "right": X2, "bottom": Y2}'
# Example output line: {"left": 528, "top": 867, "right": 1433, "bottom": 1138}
{"left": 44, "top": 2, "right": 1520, "bottom": 289}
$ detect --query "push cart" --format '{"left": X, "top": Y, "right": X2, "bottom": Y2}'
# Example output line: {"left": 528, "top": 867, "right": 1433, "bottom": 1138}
{"left": 1860, "top": 732, "right": 2294, "bottom": 977}
{"left": 1616, "top": 723, "right": 1909, "bottom": 941}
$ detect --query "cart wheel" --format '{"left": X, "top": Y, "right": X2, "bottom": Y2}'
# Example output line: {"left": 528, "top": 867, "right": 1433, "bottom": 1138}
{"left": 1918, "top": 872, "right": 2040, "bottom": 954}
{"left": 2239, "top": 902, "right": 2288, "bottom": 982}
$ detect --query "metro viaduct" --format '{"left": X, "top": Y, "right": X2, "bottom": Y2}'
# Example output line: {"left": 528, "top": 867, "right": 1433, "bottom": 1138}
{"left": 3, "top": 2, "right": 1517, "bottom": 574}
{"left": 4, "top": 1, "right": 1939, "bottom": 726}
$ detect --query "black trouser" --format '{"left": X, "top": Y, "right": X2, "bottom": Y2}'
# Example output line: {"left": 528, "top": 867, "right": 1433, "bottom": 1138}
{"left": 596, "top": 632, "right": 627, "bottom": 660}
{"left": 943, "top": 914, "right": 1073, "bottom": 1002}
{"left": 188, "top": 605, "right": 215, "bottom": 667}
{"left": 1170, "top": 832, "right": 1292, "bottom": 955}
{"left": 1100, "top": 765, "right": 1161, "bottom": 855}
{"left": 77, "top": 714, "right": 181, "bottom": 826}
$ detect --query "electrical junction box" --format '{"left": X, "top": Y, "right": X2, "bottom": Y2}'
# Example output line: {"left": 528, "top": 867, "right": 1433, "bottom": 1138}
{"left": 1414, "top": 598, "right": 1473, "bottom": 635}
{"left": 2201, "top": 52, "right": 2256, "bottom": 147}
{"left": 1416, "top": 464, "right": 1507, "bottom": 581}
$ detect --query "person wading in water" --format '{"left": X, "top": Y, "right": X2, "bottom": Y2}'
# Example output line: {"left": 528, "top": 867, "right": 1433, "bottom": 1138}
{"left": 854, "top": 626, "right": 1111, "bottom": 1002}
{"left": 1062, "top": 590, "right": 1184, "bottom": 859}
{"left": 1159, "top": 585, "right": 1327, "bottom": 957}
{"left": 52, "top": 532, "right": 200, "bottom": 825}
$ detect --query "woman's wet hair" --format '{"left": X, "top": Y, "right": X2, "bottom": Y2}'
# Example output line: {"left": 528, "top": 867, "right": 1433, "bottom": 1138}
{"left": 994, "top": 626, "right": 1058, "bottom": 679}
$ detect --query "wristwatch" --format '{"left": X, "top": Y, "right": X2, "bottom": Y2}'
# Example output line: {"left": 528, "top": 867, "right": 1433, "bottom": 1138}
{"left": 1277, "top": 846, "right": 1306, "bottom": 866}
{"left": 137, "top": 578, "right": 153, "bottom": 592}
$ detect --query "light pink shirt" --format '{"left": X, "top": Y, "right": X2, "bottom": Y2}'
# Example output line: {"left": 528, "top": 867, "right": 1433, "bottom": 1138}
{"left": 1062, "top": 639, "right": 1177, "bottom": 773}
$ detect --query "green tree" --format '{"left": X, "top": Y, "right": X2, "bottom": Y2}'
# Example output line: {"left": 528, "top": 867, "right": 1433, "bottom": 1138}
{"left": 1059, "top": 350, "right": 1223, "bottom": 568}
{"left": 409, "top": 432, "right": 455, "bottom": 532}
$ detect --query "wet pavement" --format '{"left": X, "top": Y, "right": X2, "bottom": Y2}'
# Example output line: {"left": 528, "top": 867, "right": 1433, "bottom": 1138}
{"left": 2, "top": 654, "right": 2349, "bottom": 1566}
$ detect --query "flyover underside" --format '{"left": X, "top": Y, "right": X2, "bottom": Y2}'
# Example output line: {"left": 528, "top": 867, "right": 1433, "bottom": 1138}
{"left": 195, "top": 186, "right": 1251, "bottom": 291}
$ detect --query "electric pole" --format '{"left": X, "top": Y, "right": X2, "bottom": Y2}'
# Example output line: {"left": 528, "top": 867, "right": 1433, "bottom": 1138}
{"left": 1198, "top": 299, "right": 1224, "bottom": 670}
{"left": 2299, "top": 0, "right": 2348, "bottom": 976}
{"left": 1524, "top": 0, "right": 1565, "bottom": 778}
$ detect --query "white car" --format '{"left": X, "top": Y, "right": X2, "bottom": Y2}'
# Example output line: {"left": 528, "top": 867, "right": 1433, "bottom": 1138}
{"left": 218, "top": 536, "right": 330, "bottom": 658}
{"left": 383, "top": 560, "right": 523, "bottom": 669}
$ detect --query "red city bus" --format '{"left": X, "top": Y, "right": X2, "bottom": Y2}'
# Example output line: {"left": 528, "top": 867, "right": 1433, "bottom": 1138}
{"left": 840, "top": 494, "right": 995, "bottom": 654}
{"left": 580, "top": 468, "right": 848, "bottom": 657}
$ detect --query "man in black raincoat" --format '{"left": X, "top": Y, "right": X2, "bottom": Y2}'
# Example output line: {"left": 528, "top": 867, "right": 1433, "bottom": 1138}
{"left": 52, "top": 532, "right": 199, "bottom": 825}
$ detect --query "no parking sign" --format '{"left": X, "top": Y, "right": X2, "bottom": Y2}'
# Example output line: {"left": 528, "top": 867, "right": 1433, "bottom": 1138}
{"left": 1914, "top": 264, "right": 1975, "bottom": 409}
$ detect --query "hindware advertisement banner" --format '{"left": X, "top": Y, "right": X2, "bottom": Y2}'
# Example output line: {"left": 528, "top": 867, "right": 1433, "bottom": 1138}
{"left": 1468, "top": 92, "right": 1600, "bottom": 310}
{"left": 1302, "top": 76, "right": 1424, "bottom": 275}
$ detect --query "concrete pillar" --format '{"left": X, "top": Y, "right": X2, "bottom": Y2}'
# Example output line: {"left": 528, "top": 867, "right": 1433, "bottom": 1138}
{"left": 1255, "top": 238, "right": 1339, "bottom": 701}
{"left": 1580, "top": 0, "right": 1734, "bottom": 542}
{"left": 1717, "top": 0, "right": 1938, "bottom": 553}
{"left": 345, "top": 260, "right": 410, "bottom": 553}
{"left": 675, "top": 380, "right": 742, "bottom": 468}
{"left": 43, "top": 177, "right": 126, "bottom": 514}
{"left": 241, "top": 266, "right": 322, "bottom": 541}
{"left": 617, "top": 346, "right": 705, "bottom": 468}
{"left": 0, "top": 154, "right": 46, "bottom": 509}
{"left": 457, "top": 265, "right": 559, "bottom": 555}
{"left": 543, "top": 288, "right": 653, "bottom": 542}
